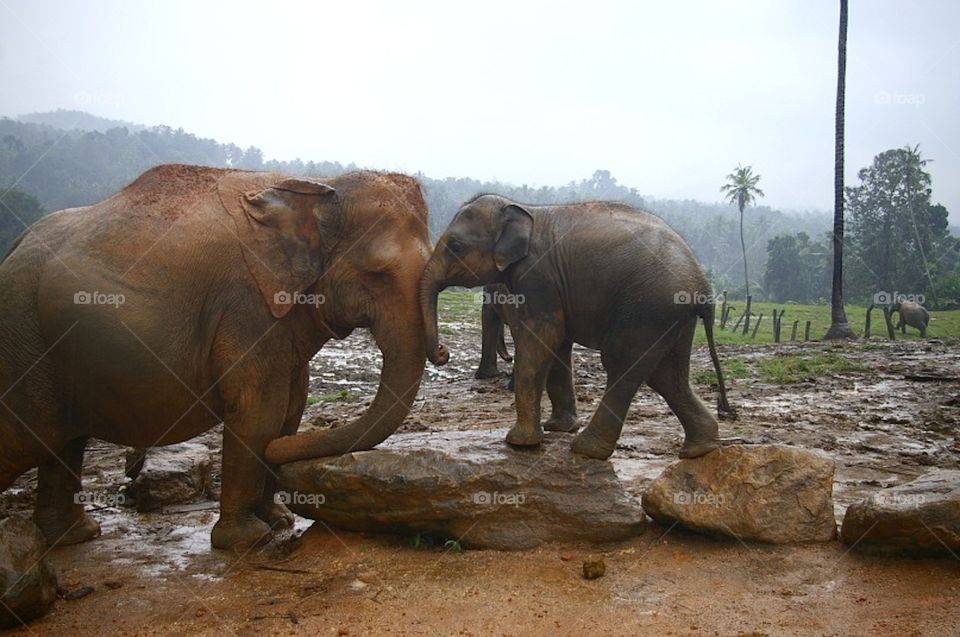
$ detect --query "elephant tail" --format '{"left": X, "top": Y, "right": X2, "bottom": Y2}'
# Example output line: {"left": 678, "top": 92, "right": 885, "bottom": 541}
{"left": 699, "top": 303, "right": 737, "bottom": 420}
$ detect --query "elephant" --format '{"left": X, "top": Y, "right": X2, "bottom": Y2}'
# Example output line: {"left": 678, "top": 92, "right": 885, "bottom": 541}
{"left": 475, "top": 284, "right": 516, "bottom": 381}
{"left": 892, "top": 299, "right": 930, "bottom": 336}
{"left": 0, "top": 164, "right": 430, "bottom": 549}
{"left": 420, "top": 195, "right": 735, "bottom": 460}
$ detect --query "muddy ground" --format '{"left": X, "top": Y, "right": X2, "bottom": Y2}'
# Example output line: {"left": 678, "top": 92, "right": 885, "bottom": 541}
{"left": 2, "top": 318, "right": 959, "bottom": 636}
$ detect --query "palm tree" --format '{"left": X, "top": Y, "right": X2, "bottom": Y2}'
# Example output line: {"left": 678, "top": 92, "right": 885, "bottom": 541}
{"left": 824, "top": 0, "right": 857, "bottom": 339}
{"left": 721, "top": 164, "right": 764, "bottom": 334}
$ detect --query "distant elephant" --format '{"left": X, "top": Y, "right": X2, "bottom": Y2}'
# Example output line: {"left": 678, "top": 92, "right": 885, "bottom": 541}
{"left": 475, "top": 284, "right": 516, "bottom": 380}
{"left": 892, "top": 300, "right": 930, "bottom": 336}
{"left": 420, "top": 195, "right": 735, "bottom": 460}
{"left": 0, "top": 164, "right": 430, "bottom": 549}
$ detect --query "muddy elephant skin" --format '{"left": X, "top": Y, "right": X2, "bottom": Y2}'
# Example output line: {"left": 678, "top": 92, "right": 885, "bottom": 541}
{"left": 0, "top": 164, "right": 430, "bottom": 549}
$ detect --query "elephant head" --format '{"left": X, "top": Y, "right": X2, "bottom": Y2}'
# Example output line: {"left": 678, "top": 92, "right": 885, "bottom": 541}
{"left": 222, "top": 171, "right": 431, "bottom": 464}
{"left": 419, "top": 195, "right": 533, "bottom": 366}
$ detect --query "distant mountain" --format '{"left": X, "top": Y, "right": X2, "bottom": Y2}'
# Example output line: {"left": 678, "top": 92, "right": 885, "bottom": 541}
{"left": 18, "top": 109, "right": 145, "bottom": 133}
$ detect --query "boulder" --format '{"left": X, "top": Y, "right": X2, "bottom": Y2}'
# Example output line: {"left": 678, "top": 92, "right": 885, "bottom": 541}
{"left": 642, "top": 444, "right": 836, "bottom": 543}
{"left": 277, "top": 430, "right": 646, "bottom": 550}
{"left": 124, "top": 442, "right": 216, "bottom": 512}
{"left": 840, "top": 469, "right": 960, "bottom": 556}
{"left": 0, "top": 516, "right": 58, "bottom": 628}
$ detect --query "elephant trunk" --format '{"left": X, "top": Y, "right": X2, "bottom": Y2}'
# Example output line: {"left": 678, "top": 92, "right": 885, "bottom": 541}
{"left": 419, "top": 256, "right": 449, "bottom": 366}
{"left": 264, "top": 317, "right": 425, "bottom": 464}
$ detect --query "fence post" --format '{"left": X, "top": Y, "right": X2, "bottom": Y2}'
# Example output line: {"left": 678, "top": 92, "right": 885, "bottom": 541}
{"left": 804, "top": 320, "right": 811, "bottom": 341}
{"left": 751, "top": 313, "right": 763, "bottom": 339}
{"left": 791, "top": 320, "right": 799, "bottom": 341}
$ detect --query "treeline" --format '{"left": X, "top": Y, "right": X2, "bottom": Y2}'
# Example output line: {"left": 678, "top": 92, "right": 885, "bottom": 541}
{"left": 763, "top": 146, "right": 959, "bottom": 309}
{"left": 4, "top": 109, "right": 907, "bottom": 305}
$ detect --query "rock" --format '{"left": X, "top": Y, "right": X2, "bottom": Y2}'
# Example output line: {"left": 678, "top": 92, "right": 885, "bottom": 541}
{"left": 124, "top": 442, "right": 216, "bottom": 512}
{"left": 642, "top": 444, "right": 836, "bottom": 543}
{"left": 582, "top": 559, "right": 606, "bottom": 580}
{"left": 0, "top": 516, "right": 58, "bottom": 628}
{"left": 840, "top": 469, "right": 960, "bottom": 556}
{"left": 277, "top": 430, "right": 646, "bottom": 550}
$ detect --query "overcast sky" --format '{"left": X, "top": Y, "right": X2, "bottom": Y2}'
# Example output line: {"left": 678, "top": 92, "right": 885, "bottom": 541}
{"left": 1, "top": 0, "right": 958, "bottom": 221}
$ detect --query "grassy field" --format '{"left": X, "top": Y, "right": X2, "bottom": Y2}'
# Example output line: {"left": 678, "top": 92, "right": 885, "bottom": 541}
{"left": 435, "top": 290, "right": 960, "bottom": 344}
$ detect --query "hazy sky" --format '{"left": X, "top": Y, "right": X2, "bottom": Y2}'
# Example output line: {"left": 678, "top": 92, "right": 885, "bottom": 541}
{"left": 1, "top": 0, "right": 958, "bottom": 220}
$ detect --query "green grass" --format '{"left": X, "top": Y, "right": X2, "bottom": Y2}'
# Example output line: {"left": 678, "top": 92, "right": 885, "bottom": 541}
{"left": 694, "top": 301, "right": 960, "bottom": 345}
{"left": 693, "top": 352, "right": 867, "bottom": 385}
{"left": 307, "top": 389, "right": 356, "bottom": 406}
{"left": 437, "top": 290, "right": 960, "bottom": 345}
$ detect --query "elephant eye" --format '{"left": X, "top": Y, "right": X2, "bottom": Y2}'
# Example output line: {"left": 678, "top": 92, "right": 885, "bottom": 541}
{"left": 446, "top": 239, "right": 464, "bottom": 256}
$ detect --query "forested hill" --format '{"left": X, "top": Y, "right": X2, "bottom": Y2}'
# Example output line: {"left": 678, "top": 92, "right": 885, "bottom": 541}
{"left": 1, "top": 110, "right": 830, "bottom": 293}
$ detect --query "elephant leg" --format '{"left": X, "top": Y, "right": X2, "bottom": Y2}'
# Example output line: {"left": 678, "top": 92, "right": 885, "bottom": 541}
{"left": 646, "top": 324, "right": 721, "bottom": 459}
{"left": 212, "top": 378, "right": 290, "bottom": 551}
{"left": 475, "top": 301, "right": 502, "bottom": 379}
{"left": 544, "top": 339, "right": 579, "bottom": 432}
{"left": 33, "top": 437, "right": 102, "bottom": 546}
{"left": 571, "top": 325, "right": 673, "bottom": 460}
{"left": 505, "top": 318, "right": 565, "bottom": 447}
{"left": 255, "top": 367, "right": 308, "bottom": 530}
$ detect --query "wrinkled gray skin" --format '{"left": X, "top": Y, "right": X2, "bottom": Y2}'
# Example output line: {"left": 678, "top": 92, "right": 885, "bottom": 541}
{"left": 476, "top": 283, "right": 516, "bottom": 381}
{"left": 420, "top": 195, "right": 736, "bottom": 460}
{"left": 892, "top": 300, "right": 930, "bottom": 337}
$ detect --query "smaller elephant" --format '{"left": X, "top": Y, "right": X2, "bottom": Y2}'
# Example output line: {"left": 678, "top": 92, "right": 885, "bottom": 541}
{"left": 475, "top": 284, "right": 516, "bottom": 380}
{"left": 892, "top": 300, "right": 930, "bottom": 337}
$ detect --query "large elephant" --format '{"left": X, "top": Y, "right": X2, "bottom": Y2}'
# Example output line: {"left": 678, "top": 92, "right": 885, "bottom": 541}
{"left": 420, "top": 195, "right": 735, "bottom": 460}
{"left": 0, "top": 164, "right": 430, "bottom": 549}
{"left": 475, "top": 283, "right": 516, "bottom": 380}
{"left": 892, "top": 300, "right": 930, "bottom": 337}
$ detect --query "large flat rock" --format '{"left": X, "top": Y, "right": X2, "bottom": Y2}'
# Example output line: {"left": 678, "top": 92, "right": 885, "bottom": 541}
{"left": 841, "top": 469, "right": 960, "bottom": 556}
{"left": 642, "top": 444, "right": 837, "bottom": 543}
{"left": 277, "top": 430, "right": 646, "bottom": 550}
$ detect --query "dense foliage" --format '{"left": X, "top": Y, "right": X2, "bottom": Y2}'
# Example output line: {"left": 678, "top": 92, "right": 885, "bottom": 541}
{"left": 5, "top": 111, "right": 955, "bottom": 308}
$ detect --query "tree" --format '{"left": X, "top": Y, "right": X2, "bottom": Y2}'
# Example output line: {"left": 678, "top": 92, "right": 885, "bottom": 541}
{"left": 0, "top": 187, "right": 45, "bottom": 256}
{"left": 846, "top": 145, "right": 951, "bottom": 306}
{"left": 824, "top": 0, "right": 857, "bottom": 339}
{"left": 721, "top": 164, "right": 764, "bottom": 333}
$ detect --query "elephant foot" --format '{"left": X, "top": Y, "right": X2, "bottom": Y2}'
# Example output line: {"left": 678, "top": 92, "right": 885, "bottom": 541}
{"left": 35, "top": 509, "right": 101, "bottom": 546}
{"left": 679, "top": 438, "right": 722, "bottom": 459}
{"left": 505, "top": 425, "right": 543, "bottom": 447}
{"left": 544, "top": 414, "right": 580, "bottom": 433}
{"left": 211, "top": 514, "right": 273, "bottom": 550}
{"left": 474, "top": 366, "right": 500, "bottom": 380}
{"left": 570, "top": 429, "right": 616, "bottom": 460}
{"left": 256, "top": 501, "right": 295, "bottom": 530}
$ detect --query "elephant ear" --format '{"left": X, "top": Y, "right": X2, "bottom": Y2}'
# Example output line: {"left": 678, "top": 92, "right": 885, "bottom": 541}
{"left": 220, "top": 175, "right": 341, "bottom": 319}
{"left": 493, "top": 203, "right": 533, "bottom": 272}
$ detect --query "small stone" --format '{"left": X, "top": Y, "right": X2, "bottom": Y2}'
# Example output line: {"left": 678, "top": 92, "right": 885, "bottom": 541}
{"left": 0, "top": 517, "right": 58, "bottom": 628}
{"left": 582, "top": 560, "right": 606, "bottom": 580}
{"left": 61, "top": 585, "right": 94, "bottom": 601}
{"left": 559, "top": 553, "right": 572, "bottom": 561}
{"left": 102, "top": 580, "right": 123, "bottom": 590}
